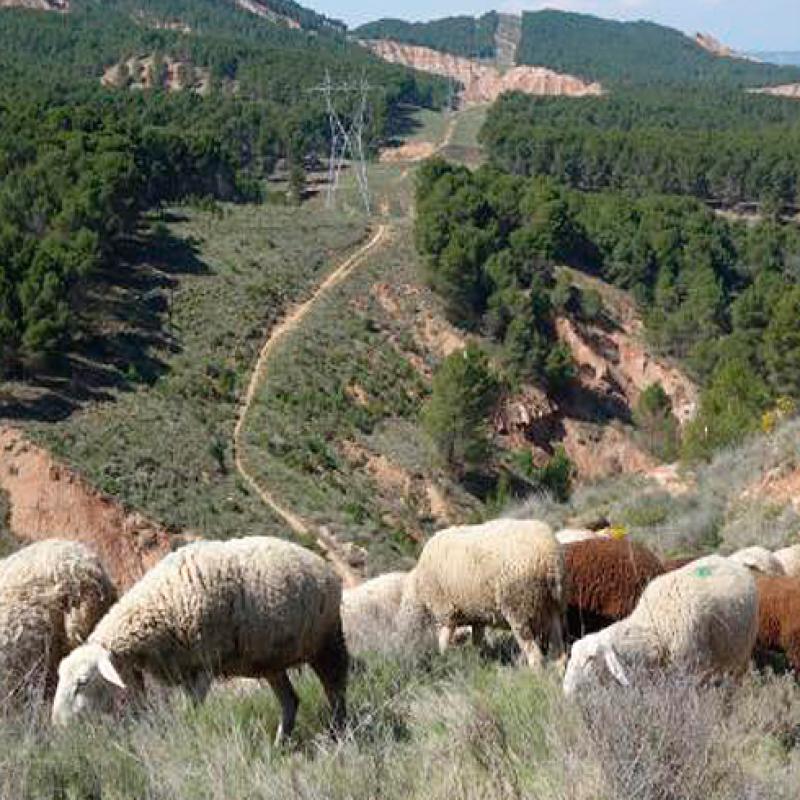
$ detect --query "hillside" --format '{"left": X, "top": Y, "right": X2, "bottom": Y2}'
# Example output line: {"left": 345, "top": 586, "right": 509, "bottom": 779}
{"left": 354, "top": 13, "right": 499, "bottom": 60}
{"left": 517, "top": 10, "right": 800, "bottom": 87}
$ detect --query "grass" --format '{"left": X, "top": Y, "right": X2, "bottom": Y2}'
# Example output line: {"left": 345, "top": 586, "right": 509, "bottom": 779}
{"left": 3, "top": 649, "right": 800, "bottom": 800}
{"left": 27, "top": 201, "right": 369, "bottom": 540}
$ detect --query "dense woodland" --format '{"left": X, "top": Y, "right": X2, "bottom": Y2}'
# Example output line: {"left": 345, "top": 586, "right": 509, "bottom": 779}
{"left": 415, "top": 159, "right": 800, "bottom": 460}
{"left": 0, "top": 0, "right": 446, "bottom": 375}
{"left": 516, "top": 11, "right": 800, "bottom": 87}
{"left": 481, "top": 90, "right": 800, "bottom": 208}
{"left": 354, "top": 13, "right": 499, "bottom": 60}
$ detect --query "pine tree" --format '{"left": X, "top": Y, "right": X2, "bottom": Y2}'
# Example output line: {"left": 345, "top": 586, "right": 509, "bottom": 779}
{"left": 422, "top": 344, "right": 500, "bottom": 474}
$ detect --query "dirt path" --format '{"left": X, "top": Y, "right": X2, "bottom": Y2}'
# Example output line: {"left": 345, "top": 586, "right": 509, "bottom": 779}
{"left": 233, "top": 224, "right": 389, "bottom": 588}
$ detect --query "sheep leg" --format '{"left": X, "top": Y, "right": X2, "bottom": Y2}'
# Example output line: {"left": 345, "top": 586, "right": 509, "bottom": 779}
{"left": 267, "top": 672, "right": 298, "bottom": 747}
{"left": 184, "top": 672, "right": 212, "bottom": 706}
{"left": 471, "top": 625, "right": 485, "bottom": 649}
{"left": 548, "top": 612, "right": 566, "bottom": 668}
{"left": 311, "top": 625, "right": 349, "bottom": 738}
{"left": 507, "top": 616, "right": 544, "bottom": 669}
{"left": 438, "top": 624, "right": 455, "bottom": 654}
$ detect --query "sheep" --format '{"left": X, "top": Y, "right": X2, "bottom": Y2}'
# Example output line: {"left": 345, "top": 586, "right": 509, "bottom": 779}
{"left": 564, "top": 538, "right": 664, "bottom": 641}
{"left": 0, "top": 539, "right": 116, "bottom": 702}
{"left": 400, "top": 519, "right": 565, "bottom": 668}
{"left": 341, "top": 571, "right": 409, "bottom": 655}
{"left": 773, "top": 545, "right": 800, "bottom": 578}
{"left": 556, "top": 529, "right": 611, "bottom": 545}
{"left": 729, "top": 546, "right": 786, "bottom": 576}
{"left": 563, "top": 555, "right": 758, "bottom": 698}
{"left": 753, "top": 575, "right": 800, "bottom": 677}
{"left": 52, "top": 537, "right": 347, "bottom": 744}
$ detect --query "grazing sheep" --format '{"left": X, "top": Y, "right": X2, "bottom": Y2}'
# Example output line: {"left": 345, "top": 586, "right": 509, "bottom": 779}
{"left": 753, "top": 575, "right": 800, "bottom": 676}
{"left": 52, "top": 537, "right": 347, "bottom": 744}
{"left": 729, "top": 546, "right": 786, "bottom": 576}
{"left": 773, "top": 545, "right": 800, "bottom": 578}
{"left": 556, "top": 529, "right": 611, "bottom": 546}
{"left": 563, "top": 555, "right": 758, "bottom": 698}
{"left": 0, "top": 539, "right": 116, "bottom": 701}
{"left": 564, "top": 538, "right": 664, "bottom": 641}
{"left": 341, "top": 571, "right": 409, "bottom": 655}
{"left": 401, "top": 519, "right": 565, "bottom": 668}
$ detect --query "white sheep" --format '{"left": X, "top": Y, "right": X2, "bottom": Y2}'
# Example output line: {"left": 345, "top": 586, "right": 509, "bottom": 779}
{"left": 773, "top": 544, "right": 800, "bottom": 578}
{"left": 729, "top": 546, "right": 786, "bottom": 576}
{"left": 555, "top": 528, "right": 611, "bottom": 545}
{"left": 400, "top": 519, "right": 565, "bottom": 668}
{"left": 0, "top": 539, "right": 116, "bottom": 702}
{"left": 342, "top": 571, "right": 409, "bottom": 655}
{"left": 52, "top": 537, "right": 347, "bottom": 744}
{"left": 563, "top": 555, "right": 758, "bottom": 698}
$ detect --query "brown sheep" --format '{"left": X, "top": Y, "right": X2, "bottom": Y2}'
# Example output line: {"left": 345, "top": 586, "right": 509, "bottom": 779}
{"left": 564, "top": 538, "right": 664, "bottom": 642}
{"left": 754, "top": 575, "right": 800, "bottom": 676}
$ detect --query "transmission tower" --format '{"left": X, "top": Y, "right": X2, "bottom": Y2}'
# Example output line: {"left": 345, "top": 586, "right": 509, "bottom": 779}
{"left": 309, "top": 71, "right": 377, "bottom": 215}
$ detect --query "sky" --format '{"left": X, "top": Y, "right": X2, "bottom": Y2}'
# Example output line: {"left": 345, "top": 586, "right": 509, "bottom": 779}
{"left": 306, "top": 0, "right": 800, "bottom": 52}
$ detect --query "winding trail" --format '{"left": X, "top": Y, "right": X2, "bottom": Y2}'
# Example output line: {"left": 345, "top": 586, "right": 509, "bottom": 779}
{"left": 233, "top": 224, "right": 389, "bottom": 588}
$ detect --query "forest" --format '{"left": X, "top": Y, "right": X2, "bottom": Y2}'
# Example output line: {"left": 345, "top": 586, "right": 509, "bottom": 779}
{"left": 0, "top": 0, "right": 446, "bottom": 376}
{"left": 354, "top": 13, "right": 499, "bottom": 60}
{"left": 414, "top": 159, "right": 800, "bottom": 459}
{"left": 480, "top": 90, "right": 800, "bottom": 208}
{"left": 516, "top": 10, "right": 800, "bottom": 87}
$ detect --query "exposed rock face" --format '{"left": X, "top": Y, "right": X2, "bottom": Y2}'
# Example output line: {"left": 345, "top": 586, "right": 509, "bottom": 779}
{"left": 101, "top": 55, "right": 211, "bottom": 94}
{"left": 0, "top": 426, "right": 172, "bottom": 589}
{"left": 233, "top": 0, "right": 300, "bottom": 28}
{"left": 361, "top": 40, "right": 603, "bottom": 105}
{"left": 750, "top": 84, "right": 800, "bottom": 99}
{"left": 694, "top": 32, "right": 758, "bottom": 62}
{"left": 0, "top": 0, "right": 67, "bottom": 9}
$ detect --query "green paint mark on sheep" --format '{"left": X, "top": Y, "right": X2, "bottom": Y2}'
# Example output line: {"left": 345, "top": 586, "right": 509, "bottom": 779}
{"left": 694, "top": 566, "right": 713, "bottom": 578}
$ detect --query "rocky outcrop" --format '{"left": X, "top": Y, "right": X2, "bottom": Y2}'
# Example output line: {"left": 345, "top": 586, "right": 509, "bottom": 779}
{"left": 101, "top": 55, "right": 211, "bottom": 94}
{"left": 694, "top": 32, "right": 756, "bottom": 61}
{"left": 0, "top": 0, "right": 67, "bottom": 9}
{"left": 0, "top": 426, "right": 172, "bottom": 589}
{"left": 361, "top": 40, "right": 603, "bottom": 105}
{"left": 233, "top": 0, "right": 300, "bottom": 28}
{"left": 750, "top": 84, "right": 800, "bottom": 99}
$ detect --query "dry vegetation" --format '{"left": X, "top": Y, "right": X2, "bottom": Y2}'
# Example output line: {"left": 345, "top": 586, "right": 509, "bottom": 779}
{"left": 508, "top": 418, "right": 800, "bottom": 560}
{"left": 2, "top": 649, "right": 800, "bottom": 799}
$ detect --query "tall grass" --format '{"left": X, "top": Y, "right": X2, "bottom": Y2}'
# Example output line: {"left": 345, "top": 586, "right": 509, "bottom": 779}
{"left": 3, "top": 649, "right": 799, "bottom": 799}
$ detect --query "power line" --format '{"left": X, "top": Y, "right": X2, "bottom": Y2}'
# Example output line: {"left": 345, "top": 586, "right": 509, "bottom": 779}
{"left": 308, "top": 71, "right": 379, "bottom": 215}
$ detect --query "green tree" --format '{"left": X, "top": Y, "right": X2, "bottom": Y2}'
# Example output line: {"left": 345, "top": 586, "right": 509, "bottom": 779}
{"left": 634, "top": 382, "right": 679, "bottom": 461}
{"left": 422, "top": 343, "right": 500, "bottom": 475}
{"left": 682, "top": 358, "right": 770, "bottom": 461}
{"left": 763, "top": 286, "right": 800, "bottom": 398}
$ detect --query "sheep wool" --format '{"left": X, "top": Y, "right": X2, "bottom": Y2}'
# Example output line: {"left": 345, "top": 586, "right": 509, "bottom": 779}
{"left": 773, "top": 545, "right": 800, "bottom": 579}
{"left": 403, "top": 519, "right": 565, "bottom": 668}
{"left": 52, "top": 537, "right": 347, "bottom": 743}
{"left": 556, "top": 529, "right": 611, "bottom": 545}
{"left": 564, "top": 555, "right": 758, "bottom": 697}
{"left": 729, "top": 546, "right": 786, "bottom": 576}
{"left": 342, "top": 571, "right": 409, "bottom": 655}
{"left": 564, "top": 538, "right": 663, "bottom": 640}
{"left": 0, "top": 539, "right": 116, "bottom": 699}
{"left": 754, "top": 575, "right": 800, "bottom": 676}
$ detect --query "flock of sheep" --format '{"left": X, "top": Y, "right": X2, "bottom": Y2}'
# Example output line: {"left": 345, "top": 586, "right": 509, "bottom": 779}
{"left": 1, "top": 519, "right": 799, "bottom": 745}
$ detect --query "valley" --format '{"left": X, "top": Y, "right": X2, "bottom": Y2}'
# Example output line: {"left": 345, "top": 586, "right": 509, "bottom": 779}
{"left": 2, "top": 3, "right": 800, "bottom": 797}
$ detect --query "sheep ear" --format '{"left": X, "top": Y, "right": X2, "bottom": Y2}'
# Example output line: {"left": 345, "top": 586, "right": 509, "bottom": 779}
{"left": 97, "top": 652, "right": 126, "bottom": 690}
{"left": 604, "top": 647, "right": 629, "bottom": 687}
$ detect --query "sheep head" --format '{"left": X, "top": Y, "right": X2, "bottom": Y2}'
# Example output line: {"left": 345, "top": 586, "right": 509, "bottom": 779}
{"left": 52, "top": 643, "right": 126, "bottom": 726}
{"left": 563, "top": 630, "right": 629, "bottom": 698}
